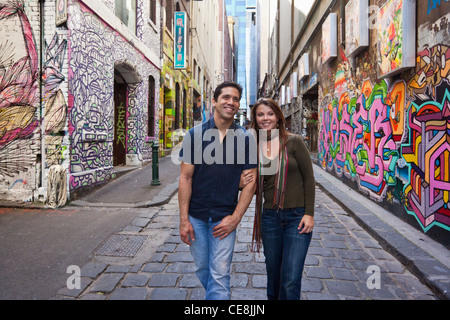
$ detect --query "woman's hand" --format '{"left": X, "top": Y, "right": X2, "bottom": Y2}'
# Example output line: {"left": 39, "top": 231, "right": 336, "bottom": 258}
{"left": 239, "top": 170, "right": 254, "bottom": 189}
{"left": 298, "top": 215, "right": 314, "bottom": 234}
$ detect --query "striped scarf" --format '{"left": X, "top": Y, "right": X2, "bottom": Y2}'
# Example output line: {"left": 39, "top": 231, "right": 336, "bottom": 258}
{"left": 252, "top": 140, "right": 289, "bottom": 252}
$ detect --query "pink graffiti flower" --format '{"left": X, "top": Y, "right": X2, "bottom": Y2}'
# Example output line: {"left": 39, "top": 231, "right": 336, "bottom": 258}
{"left": 0, "top": 0, "right": 39, "bottom": 147}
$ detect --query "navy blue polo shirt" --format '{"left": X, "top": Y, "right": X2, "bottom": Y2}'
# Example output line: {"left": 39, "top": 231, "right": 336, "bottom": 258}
{"left": 179, "top": 117, "right": 257, "bottom": 222}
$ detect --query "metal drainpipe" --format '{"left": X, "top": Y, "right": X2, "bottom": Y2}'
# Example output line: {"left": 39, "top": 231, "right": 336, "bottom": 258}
{"left": 39, "top": 0, "right": 45, "bottom": 196}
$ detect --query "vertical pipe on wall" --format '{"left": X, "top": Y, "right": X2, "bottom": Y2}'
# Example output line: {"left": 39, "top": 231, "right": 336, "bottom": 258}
{"left": 39, "top": 0, "right": 45, "bottom": 195}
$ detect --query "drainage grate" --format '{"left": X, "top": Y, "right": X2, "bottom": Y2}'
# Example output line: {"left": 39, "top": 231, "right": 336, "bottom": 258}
{"left": 94, "top": 234, "right": 148, "bottom": 257}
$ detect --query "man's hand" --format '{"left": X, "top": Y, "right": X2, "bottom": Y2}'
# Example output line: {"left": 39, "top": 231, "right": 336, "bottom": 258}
{"left": 213, "top": 168, "right": 257, "bottom": 240}
{"left": 180, "top": 220, "right": 195, "bottom": 245}
{"left": 179, "top": 162, "right": 195, "bottom": 245}
{"left": 212, "top": 215, "right": 240, "bottom": 240}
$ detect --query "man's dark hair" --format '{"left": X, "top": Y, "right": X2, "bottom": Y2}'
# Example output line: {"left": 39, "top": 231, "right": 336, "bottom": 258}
{"left": 213, "top": 81, "right": 243, "bottom": 102}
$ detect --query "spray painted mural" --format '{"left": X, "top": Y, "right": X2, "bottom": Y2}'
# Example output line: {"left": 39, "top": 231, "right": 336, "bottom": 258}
{"left": 318, "top": 44, "right": 450, "bottom": 234}
{"left": 0, "top": 0, "right": 40, "bottom": 201}
{"left": 1, "top": 0, "right": 71, "bottom": 203}
{"left": 67, "top": 1, "right": 159, "bottom": 190}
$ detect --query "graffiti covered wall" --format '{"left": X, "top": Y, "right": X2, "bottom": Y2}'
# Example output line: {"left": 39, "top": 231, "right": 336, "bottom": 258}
{"left": 1, "top": 0, "right": 161, "bottom": 201}
{"left": 317, "top": 0, "right": 450, "bottom": 246}
{"left": 0, "top": 0, "right": 39, "bottom": 202}
{"left": 67, "top": 0, "right": 160, "bottom": 190}
{"left": 0, "top": 0, "right": 70, "bottom": 203}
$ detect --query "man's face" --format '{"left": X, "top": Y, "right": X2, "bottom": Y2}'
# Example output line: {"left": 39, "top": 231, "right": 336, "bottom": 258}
{"left": 213, "top": 87, "right": 240, "bottom": 121}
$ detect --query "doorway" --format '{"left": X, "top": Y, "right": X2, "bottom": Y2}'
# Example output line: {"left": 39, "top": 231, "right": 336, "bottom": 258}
{"left": 193, "top": 90, "right": 201, "bottom": 126}
{"left": 302, "top": 92, "right": 319, "bottom": 153}
{"left": 162, "top": 86, "right": 174, "bottom": 149}
{"left": 114, "top": 71, "right": 128, "bottom": 166}
{"left": 175, "top": 83, "right": 180, "bottom": 130}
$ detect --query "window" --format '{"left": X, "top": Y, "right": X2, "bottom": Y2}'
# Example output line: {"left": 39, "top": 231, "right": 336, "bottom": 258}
{"left": 193, "top": 60, "right": 197, "bottom": 81}
{"left": 164, "top": 0, "right": 173, "bottom": 33}
{"left": 149, "top": 0, "right": 156, "bottom": 24}
{"left": 148, "top": 76, "right": 156, "bottom": 137}
{"left": 115, "top": 0, "right": 137, "bottom": 34}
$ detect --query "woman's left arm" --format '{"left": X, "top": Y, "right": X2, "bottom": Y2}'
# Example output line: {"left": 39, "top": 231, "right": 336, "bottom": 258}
{"left": 293, "top": 135, "right": 316, "bottom": 233}
{"left": 293, "top": 135, "right": 316, "bottom": 214}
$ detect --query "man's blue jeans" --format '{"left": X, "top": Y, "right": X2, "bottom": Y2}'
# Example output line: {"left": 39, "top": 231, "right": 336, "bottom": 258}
{"left": 261, "top": 207, "right": 312, "bottom": 300}
{"left": 189, "top": 215, "right": 236, "bottom": 300}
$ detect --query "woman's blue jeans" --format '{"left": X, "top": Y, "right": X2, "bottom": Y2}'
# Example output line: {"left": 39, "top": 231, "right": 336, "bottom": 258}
{"left": 189, "top": 215, "right": 236, "bottom": 300}
{"left": 261, "top": 207, "right": 312, "bottom": 300}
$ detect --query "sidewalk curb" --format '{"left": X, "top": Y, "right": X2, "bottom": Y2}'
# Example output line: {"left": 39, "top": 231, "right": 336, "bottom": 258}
{"left": 69, "top": 178, "right": 180, "bottom": 208}
{"left": 313, "top": 164, "right": 450, "bottom": 300}
{"left": 0, "top": 179, "right": 180, "bottom": 210}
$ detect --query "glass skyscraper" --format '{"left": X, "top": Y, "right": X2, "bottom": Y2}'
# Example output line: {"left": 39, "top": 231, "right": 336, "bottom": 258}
{"left": 225, "top": 0, "right": 249, "bottom": 116}
{"left": 246, "top": 0, "right": 258, "bottom": 110}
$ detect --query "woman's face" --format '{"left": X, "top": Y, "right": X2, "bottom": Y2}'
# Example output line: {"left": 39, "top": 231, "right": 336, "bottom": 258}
{"left": 255, "top": 104, "right": 278, "bottom": 130}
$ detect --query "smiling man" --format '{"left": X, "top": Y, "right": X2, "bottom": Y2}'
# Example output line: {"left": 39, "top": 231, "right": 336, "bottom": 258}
{"left": 178, "top": 81, "right": 257, "bottom": 300}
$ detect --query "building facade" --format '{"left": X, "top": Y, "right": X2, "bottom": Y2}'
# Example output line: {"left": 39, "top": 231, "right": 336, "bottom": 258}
{"left": 263, "top": 0, "right": 450, "bottom": 247}
{"left": 159, "top": 0, "right": 190, "bottom": 151}
{"left": 160, "top": 0, "right": 234, "bottom": 143}
{"left": 0, "top": 0, "right": 161, "bottom": 204}
{"left": 0, "top": 0, "right": 234, "bottom": 205}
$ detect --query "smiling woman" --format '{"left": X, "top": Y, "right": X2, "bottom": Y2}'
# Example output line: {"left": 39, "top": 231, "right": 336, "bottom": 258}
{"left": 248, "top": 97, "right": 315, "bottom": 300}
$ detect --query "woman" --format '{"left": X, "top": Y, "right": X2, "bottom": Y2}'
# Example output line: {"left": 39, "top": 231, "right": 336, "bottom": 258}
{"left": 242, "top": 98, "right": 315, "bottom": 300}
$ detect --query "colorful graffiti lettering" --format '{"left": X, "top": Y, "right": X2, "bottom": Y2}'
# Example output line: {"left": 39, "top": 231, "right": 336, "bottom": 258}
{"left": 116, "top": 103, "right": 127, "bottom": 148}
{"left": 319, "top": 77, "right": 399, "bottom": 201}
{"left": 402, "top": 79, "right": 450, "bottom": 231}
{"left": 319, "top": 45, "right": 450, "bottom": 233}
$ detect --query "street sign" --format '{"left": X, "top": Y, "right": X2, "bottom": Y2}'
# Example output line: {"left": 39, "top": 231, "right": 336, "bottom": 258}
{"left": 174, "top": 11, "right": 186, "bottom": 69}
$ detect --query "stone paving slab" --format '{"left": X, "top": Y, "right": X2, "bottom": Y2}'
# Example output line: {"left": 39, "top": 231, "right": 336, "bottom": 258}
{"left": 53, "top": 188, "right": 437, "bottom": 300}
{"left": 313, "top": 165, "right": 449, "bottom": 300}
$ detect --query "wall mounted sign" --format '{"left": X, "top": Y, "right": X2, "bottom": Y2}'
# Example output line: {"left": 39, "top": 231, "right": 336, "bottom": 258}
{"left": 345, "top": 0, "right": 369, "bottom": 57}
{"left": 298, "top": 53, "right": 309, "bottom": 80}
{"left": 290, "top": 72, "right": 298, "bottom": 99}
{"left": 56, "top": 0, "right": 68, "bottom": 26}
{"left": 376, "top": 0, "right": 416, "bottom": 78}
{"left": 174, "top": 11, "right": 186, "bottom": 69}
{"left": 321, "top": 13, "right": 337, "bottom": 64}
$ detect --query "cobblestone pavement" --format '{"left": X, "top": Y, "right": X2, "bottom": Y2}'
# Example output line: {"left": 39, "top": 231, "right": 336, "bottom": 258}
{"left": 54, "top": 187, "right": 437, "bottom": 300}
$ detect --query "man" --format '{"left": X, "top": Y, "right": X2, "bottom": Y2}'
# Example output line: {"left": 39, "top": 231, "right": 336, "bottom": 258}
{"left": 178, "top": 81, "right": 257, "bottom": 300}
